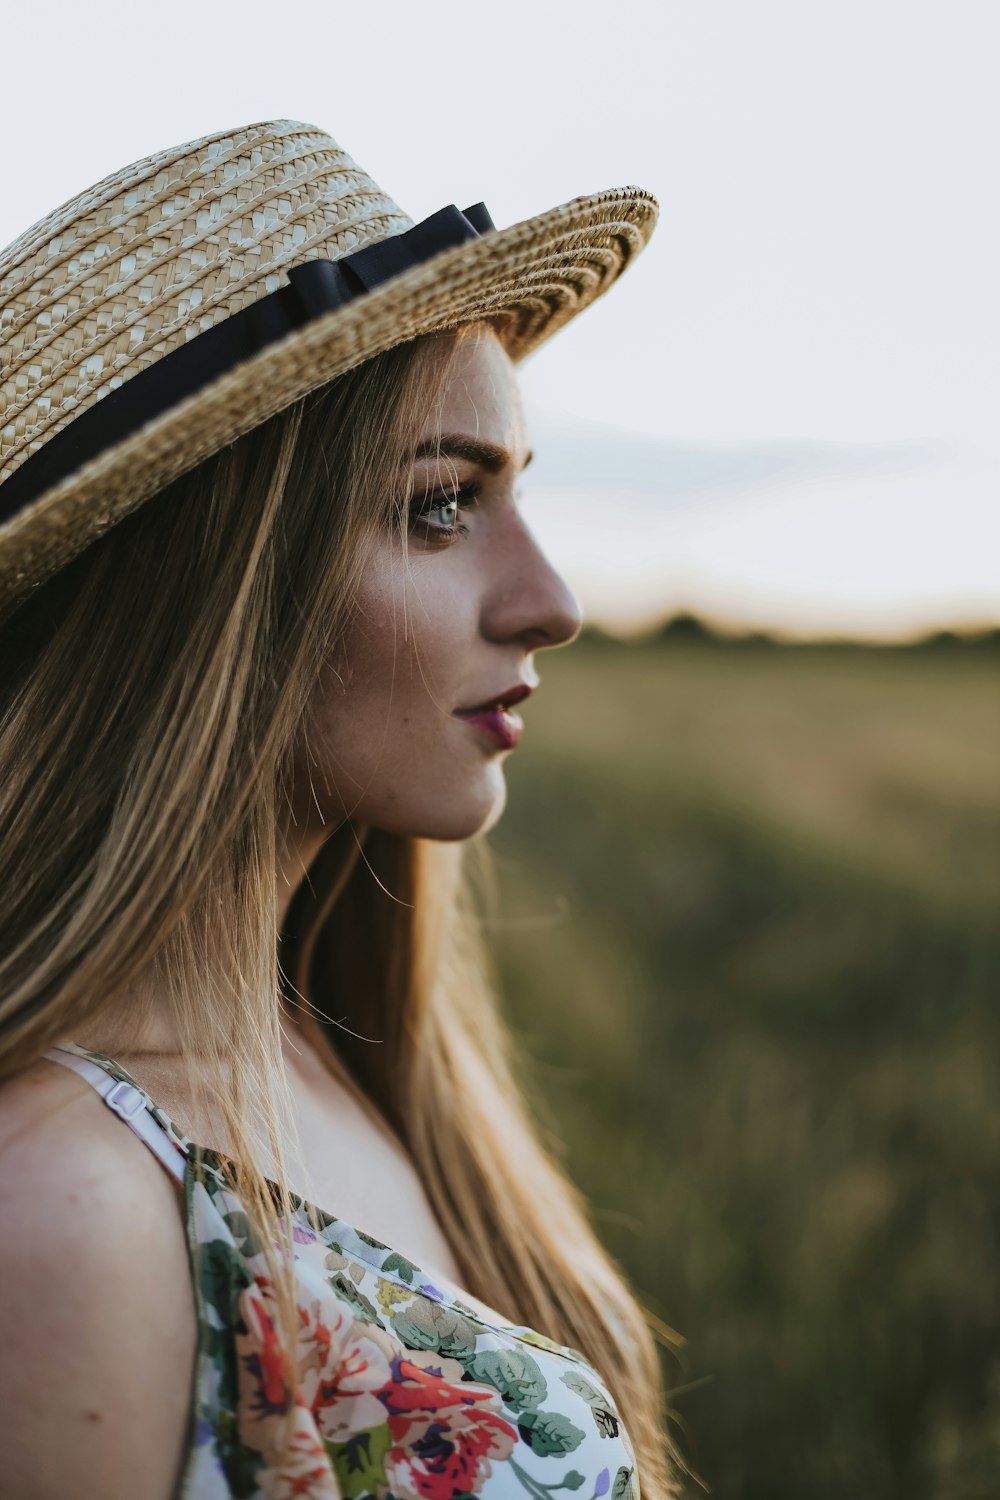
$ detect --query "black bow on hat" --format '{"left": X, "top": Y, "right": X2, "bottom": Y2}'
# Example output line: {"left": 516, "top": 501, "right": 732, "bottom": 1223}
{"left": 0, "top": 202, "right": 496, "bottom": 524}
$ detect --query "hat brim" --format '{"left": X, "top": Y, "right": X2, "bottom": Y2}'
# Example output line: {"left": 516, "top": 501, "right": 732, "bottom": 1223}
{"left": 0, "top": 186, "right": 657, "bottom": 624}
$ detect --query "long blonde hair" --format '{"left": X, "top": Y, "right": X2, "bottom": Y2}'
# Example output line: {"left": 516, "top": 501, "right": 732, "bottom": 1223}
{"left": 0, "top": 322, "right": 679, "bottom": 1496}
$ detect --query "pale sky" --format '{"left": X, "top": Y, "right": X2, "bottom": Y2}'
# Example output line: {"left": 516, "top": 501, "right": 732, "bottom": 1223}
{"left": 3, "top": 0, "right": 996, "bottom": 638}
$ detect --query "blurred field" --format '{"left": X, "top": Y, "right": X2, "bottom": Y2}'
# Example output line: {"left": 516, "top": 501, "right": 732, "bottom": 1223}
{"left": 486, "top": 629, "right": 1000, "bottom": 1500}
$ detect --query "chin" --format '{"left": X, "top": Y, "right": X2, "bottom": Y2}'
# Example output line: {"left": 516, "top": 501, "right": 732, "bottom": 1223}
{"left": 376, "top": 767, "right": 509, "bottom": 842}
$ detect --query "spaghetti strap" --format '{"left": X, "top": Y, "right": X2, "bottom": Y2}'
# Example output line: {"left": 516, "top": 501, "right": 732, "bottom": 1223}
{"left": 43, "top": 1045, "right": 187, "bottom": 1187}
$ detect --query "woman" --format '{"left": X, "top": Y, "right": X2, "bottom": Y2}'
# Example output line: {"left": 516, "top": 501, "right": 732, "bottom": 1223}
{"left": 0, "top": 120, "right": 674, "bottom": 1499}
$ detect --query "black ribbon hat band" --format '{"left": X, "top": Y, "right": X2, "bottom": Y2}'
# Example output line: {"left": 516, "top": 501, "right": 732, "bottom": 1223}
{"left": 0, "top": 201, "right": 496, "bottom": 525}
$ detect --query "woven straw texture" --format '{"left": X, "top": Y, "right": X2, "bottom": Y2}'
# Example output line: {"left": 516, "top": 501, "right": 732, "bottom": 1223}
{"left": 0, "top": 118, "right": 658, "bottom": 622}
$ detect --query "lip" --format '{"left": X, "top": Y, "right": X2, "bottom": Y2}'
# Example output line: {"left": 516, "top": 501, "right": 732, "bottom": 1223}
{"left": 453, "top": 683, "right": 533, "bottom": 750}
{"left": 454, "top": 705, "right": 525, "bottom": 749}
{"left": 456, "top": 683, "right": 534, "bottom": 714}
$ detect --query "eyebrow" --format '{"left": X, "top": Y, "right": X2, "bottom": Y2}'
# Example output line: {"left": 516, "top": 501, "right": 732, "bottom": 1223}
{"left": 408, "top": 434, "right": 534, "bottom": 474}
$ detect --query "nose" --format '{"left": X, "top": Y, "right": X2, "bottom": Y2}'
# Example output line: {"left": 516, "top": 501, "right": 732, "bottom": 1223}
{"left": 481, "top": 511, "right": 584, "bottom": 651}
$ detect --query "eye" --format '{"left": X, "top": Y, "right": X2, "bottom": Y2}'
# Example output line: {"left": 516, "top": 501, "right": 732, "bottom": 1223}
{"left": 408, "top": 481, "right": 483, "bottom": 542}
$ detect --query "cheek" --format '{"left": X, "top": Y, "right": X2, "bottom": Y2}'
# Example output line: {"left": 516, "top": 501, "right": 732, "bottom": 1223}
{"left": 299, "top": 554, "right": 473, "bottom": 792}
{"left": 339, "top": 554, "right": 465, "bottom": 714}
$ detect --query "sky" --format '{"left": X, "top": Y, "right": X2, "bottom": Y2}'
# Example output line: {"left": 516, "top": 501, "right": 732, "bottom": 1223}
{"left": 2, "top": 1, "right": 996, "bottom": 638}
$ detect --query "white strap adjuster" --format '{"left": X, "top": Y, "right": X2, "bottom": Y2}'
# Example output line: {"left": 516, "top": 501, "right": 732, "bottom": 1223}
{"left": 106, "top": 1080, "right": 147, "bottom": 1120}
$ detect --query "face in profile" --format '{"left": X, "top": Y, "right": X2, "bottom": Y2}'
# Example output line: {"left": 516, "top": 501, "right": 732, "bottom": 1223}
{"left": 294, "top": 326, "right": 583, "bottom": 842}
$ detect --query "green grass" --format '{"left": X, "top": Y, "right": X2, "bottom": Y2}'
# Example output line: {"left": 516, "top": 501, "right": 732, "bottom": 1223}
{"left": 487, "top": 637, "right": 1000, "bottom": 1500}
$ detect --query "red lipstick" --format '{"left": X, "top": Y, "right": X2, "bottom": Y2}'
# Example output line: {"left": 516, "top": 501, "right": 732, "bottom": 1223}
{"left": 453, "top": 682, "right": 533, "bottom": 749}
{"left": 454, "top": 705, "right": 524, "bottom": 749}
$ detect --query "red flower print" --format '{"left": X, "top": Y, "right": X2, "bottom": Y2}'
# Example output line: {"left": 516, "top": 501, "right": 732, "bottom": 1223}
{"left": 239, "top": 1280, "right": 294, "bottom": 1414}
{"left": 377, "top": 1351, "right": 518, "bottom": 1500}
{"left": 232, "top": 1269, "right": 518, "bottom": 1500}
{"left": 257, "top": 1403, "right": 341, "bottom": 1500}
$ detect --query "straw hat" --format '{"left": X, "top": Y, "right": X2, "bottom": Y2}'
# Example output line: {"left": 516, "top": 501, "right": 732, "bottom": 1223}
{"left": 0, "top": 118, "right": 658, "bottom": 625}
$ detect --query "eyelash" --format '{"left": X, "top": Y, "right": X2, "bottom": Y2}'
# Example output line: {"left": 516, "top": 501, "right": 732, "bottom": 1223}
{"left": 408, "top": 481, "right": 483, "bottom": 543}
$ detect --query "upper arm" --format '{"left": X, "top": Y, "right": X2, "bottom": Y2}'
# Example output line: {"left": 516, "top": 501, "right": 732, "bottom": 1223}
{"left": 0, "top": 1063, "right": 198, "bottom": 1500}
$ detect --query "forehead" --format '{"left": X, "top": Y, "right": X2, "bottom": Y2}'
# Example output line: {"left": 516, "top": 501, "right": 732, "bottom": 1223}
{"left": 419, "top": 328, "right": 526, "bottom": 455}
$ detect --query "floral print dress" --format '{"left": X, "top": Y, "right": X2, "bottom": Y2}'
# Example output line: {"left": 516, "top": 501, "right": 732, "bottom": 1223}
{"left": 43, "top": 1042, "right": 641, "bottom": 1500}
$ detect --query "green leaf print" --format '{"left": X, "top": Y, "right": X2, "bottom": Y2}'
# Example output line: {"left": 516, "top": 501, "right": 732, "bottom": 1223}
{"left": 593, "top": 1406, "right": 621, "bottom": 1439}
{"left": 197, "top": 1239, "right": 253, "bottom": 1331}
{"left": 307, "top": 1202, "right": 337, "bottom": 1233}
{"left": 466, "top": 1348, "right": 548, "bottom": 1412}
{"left": 391, "top": 1298, "right": 480, "bottom": 1357}
{"left": 213, "top": 1408, "right": 267, "bottom": 1499}
{"left": 380, "top": 1250, "right": 419, "bottom": 1282}
{"left": 452, "top": 1297, "right": 486, "bottom": 1320}
{"left": 195, "top": 1242, "right": 254, "bottom": 1419}
{"left": 328, "top": 1271, "right": 381, "bottom": 1325}
{"left": 354, "top": 1227, "right": 392, "bottom": 1252}
{"left": 323, "top": 1421, "right": 393, "bottom": 1498}
{"left": 611, "top": 1465, "right": 636, "bottom": 1500}
{"left": 221, "top": 1210, "right": 266, "bottom": 1258}
{"left": 563, "top": 1472, "right": 587, "bottom": 1490}
{"left": 516, "top": 1327, "right": 587, "bottom": 1362}
{"left": 560, "top": 1370, "right": 620, "bottom": 1438}
{"left": 517, "top": 1409, "right": 586, "bottom": 1457}
{"left": 560, "top": 1370, "right": 602, "bottom": 1403}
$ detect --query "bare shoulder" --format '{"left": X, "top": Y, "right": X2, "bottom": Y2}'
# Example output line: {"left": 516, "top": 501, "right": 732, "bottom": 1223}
{"left": 0, "top": 1057, "right": 198, "bottom": 1499}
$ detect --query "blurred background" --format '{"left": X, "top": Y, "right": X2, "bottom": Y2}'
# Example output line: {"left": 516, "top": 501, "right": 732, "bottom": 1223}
{"left": 491, "top": 623, "right": 999, "bottom": 1498}
{"left": 5, "top": 2, "right": 998, "bottom": 1494}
